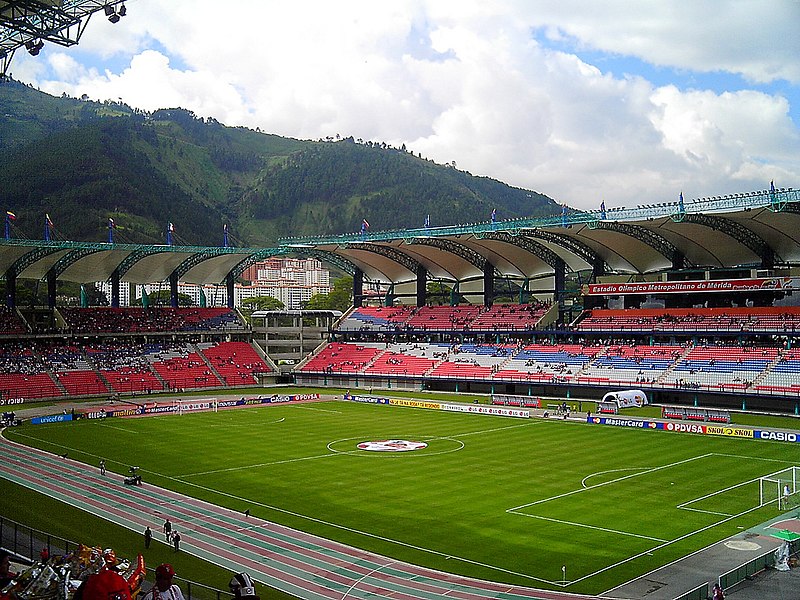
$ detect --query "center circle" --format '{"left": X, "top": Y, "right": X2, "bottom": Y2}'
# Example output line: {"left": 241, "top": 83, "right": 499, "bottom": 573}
{"left": 357, "top": 439, "right": 428, "bottom": 452}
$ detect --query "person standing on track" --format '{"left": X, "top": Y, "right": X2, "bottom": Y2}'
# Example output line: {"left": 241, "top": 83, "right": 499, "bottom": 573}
{"left": 163, "top": 518, "right": 172, "bottom": 541}
{"left": 172, "top": 531, "right": 181, "bottom": 553}
{"left": 144, "top": 526, "right": 152, "bottom": 549}
{"left": 99, "top": 459, "right": 106, "bottom": 476}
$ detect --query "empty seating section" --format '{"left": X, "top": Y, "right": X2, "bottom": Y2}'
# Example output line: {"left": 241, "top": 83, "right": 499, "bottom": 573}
{"left": 197, "top": 341, "right": 270, "bottom": 385}
{"left": 577, "top": 345, "right": 684, "bottom": 387}
{"left": 469, "top": 303, "right": 549, "bottom": 331}
{"left": 404, "top": 305, "right": 482, "bottom": 330}
{"left": 577, "top": 307, "right": 800, "bottom": 333}
{"left": 338, "top": 306, "right": 415, "bottom": 331}
{"left": 60, "top": 307, "right": 243, "bottom": 333}
{"left": 0, "top": 307, "right": 27, "bottom": 334}
{"left": 301, "top": 342, "right": 383, "bottom": 373}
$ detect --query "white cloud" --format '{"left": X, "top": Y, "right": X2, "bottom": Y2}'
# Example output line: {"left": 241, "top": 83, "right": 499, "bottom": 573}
{"left": 11, "top": 0, "right": 800, "bottom": 211}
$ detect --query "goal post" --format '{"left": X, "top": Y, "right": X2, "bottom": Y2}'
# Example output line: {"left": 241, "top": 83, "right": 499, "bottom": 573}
{"left": 759, "top": 466, "right": 800, "bottom": 508}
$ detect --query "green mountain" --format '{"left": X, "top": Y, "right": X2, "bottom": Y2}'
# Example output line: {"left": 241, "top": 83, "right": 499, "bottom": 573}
{"left": 0, "top": 79, "right": 558, "bottom": 247}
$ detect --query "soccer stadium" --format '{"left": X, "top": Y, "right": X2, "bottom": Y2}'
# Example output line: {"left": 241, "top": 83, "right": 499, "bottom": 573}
{"left": 2, "top": 186, "right": 800, "bottom": 600}
{"left": 2, "top": 4, "right": 800, "bottom": 600}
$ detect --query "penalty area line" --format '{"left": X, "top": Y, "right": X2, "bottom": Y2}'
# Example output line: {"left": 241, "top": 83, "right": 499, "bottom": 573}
{"left": 507, "top": 511, "right": 669, "bottom": 542}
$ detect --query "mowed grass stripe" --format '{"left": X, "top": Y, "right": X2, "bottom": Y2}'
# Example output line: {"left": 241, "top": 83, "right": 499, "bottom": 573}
{"left": 6, "top": 400, "right": 798, "bottom": 595}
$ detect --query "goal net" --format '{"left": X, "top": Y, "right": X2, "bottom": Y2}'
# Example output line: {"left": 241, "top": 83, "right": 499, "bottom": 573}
{"left": 759, "top": 466, "right": 800, "bottom": 508}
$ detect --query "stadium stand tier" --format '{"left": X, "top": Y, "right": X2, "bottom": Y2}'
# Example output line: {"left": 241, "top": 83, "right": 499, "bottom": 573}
{"left": 0, "top": 308, "right": 272, "bottom": 402}
{"left": 294, "top": 300, "right": 800, "bottom": 414}
{"left": 59, "top": 307, "right": 246, "bottom": 333}
{"left": 576, "top": 307, "right": 800, "bottom": 334}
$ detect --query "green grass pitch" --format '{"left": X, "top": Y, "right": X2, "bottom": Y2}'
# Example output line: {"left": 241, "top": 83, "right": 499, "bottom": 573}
{"left": 4, "top": 399, "right": 798, "bottom": 595}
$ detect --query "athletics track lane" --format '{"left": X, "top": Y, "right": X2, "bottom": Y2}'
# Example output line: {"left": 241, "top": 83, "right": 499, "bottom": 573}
{"left": 0, "top": 433, "right": 601, "bottom": 600}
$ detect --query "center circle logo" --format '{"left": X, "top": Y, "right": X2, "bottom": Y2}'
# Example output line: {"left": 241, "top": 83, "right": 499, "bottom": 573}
{"left": 357, "top": 439, "right": 428, "bottom": 452}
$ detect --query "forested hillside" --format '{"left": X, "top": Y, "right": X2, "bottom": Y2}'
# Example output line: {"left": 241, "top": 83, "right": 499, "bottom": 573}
{"left": 0, "top": 79, "right": 558, "bottom": 246}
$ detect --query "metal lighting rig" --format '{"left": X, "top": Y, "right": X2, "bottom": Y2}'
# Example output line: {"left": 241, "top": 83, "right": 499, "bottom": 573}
{"left": 0, "top": 0, "right": 127, "bottom": 75}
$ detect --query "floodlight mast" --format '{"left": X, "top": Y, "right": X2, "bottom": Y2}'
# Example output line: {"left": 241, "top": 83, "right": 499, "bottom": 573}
{"left": 0, "top": 1, "right": 128, "bottom": 76}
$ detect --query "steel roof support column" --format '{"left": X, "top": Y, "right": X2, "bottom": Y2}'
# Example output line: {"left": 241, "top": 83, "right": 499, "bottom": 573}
{"left": 111, "top": 269, "right": 120, "bottom": 308}
{"left": 353, "top": 267, "right": 364, "bottom": 308}
{"left": 518, "top": 279, "right": 530, "bottom": 304}
{"left": 416, "top": 265, "right": 427, "bottom": 307}
{"left": 169, "top": 272, "right": 179, "bottom": 308}
{"left": 226, "top": 274, "right": 235, "bottom": 308}
{"left": 384, "top": 283, "right": 395, "bottom": 307}
{"left": 483, "top": 261, "right": 494, "bottom": 307}
{"left": 47, "top": 270, "right": 57, "bottom": 309}
{"left": 592, "top": 256, "right": 605, "bottom": 280}
{"left": 554, "top": 258, "right": 565, "bottom": 307}
{"left": 672, "top": 250, "right": 686, "bottom": 271}
{"left": 5, "top": 270, "right": 15, "bottom": 308}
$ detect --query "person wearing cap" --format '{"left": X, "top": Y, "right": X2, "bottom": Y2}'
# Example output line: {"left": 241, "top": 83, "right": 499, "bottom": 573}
{"left": 73, "top": 569, "right": 132, "bottom": 600}
{"left": 228, "top": 573, "right": 259, "bottom": 600}
{"left": 141, "top": 564, "right": 185, "bottom": 600}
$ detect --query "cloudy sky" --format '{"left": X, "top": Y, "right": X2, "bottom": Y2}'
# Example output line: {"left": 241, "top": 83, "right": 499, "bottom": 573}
{"left": 9, "top": 0, "right": 800, "bottom": 212}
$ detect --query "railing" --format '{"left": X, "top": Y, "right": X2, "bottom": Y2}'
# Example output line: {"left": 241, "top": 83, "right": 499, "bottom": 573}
{"left": 0, "top": 517, "right": 232, "bottom": 600}
{"left": 718, "top": 546, "right": 777, "bottom": 590}
{"left": 279, "top": 188, "right": 800, "bottom": 245}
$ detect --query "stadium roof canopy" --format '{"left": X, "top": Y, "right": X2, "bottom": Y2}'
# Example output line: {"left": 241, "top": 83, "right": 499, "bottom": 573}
{"left": 279, "top": 187, "right": 800, "bottom": 289}
{"left": 0, "top": 0, "right": 126, "bottom": 75}
{"left": 1, "top": 189, "right": 798, "bottom": 293}
{"left": 0, "top": 240, "right": 289, "bottom": 286}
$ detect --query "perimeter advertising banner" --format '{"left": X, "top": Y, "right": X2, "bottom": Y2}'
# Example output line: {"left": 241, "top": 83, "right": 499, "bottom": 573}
{"left": 441, "top": 403, "right": 529, "bottom": 418}
{"left": 348, "top": 395, "right": 529, "bottom": 418}
{"left": 587, "top": 277, "right": 799, "bottom": 296}
{"left": 31, "top": 393, "right": 322, "bottom": 423}
{"left": 30, "top": 413, "right": 73, "bottom": 424}
{"left": 588, "top": 416, "right": 800, "bottom": 443}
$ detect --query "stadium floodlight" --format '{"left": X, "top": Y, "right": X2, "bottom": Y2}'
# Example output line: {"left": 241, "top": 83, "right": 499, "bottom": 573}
{"left": 25, "top": 39, "right": 44, "bottom": 56}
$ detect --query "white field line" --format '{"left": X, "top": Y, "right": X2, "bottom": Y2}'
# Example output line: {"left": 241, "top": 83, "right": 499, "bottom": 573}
{"left": 153, "top": 469, "right": 557, "bottom": 586}
{"left": 291, "top": 405, "right": 342, "bottom": 413}
{"left": 676, "top": 478, "right": 756, "bottom": 516}
{"left": 508, "top": 453, "right": 716, "bottom": 512}
{"left": 4, "top": 431, "right": 551, "bottom": 585}
{"left": 509, "top": 452, "right": 797, "bottom": 587}
{"left": 512, "top": 513, "right": 669, "bottom": 542}
{"left": 186, "top": 420, "right": 532, "bottom": 476}
{"left": 97, "top": 423, "right": 140, "bottom": 433}
{"left": 181, "top": 451, "right": 349, "bottom": 477}
{"left": 564, "top": 501, "right": 769, "bottom": 587}
{"left": 581, "top": 467, "right": 643, "bottom": 488}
